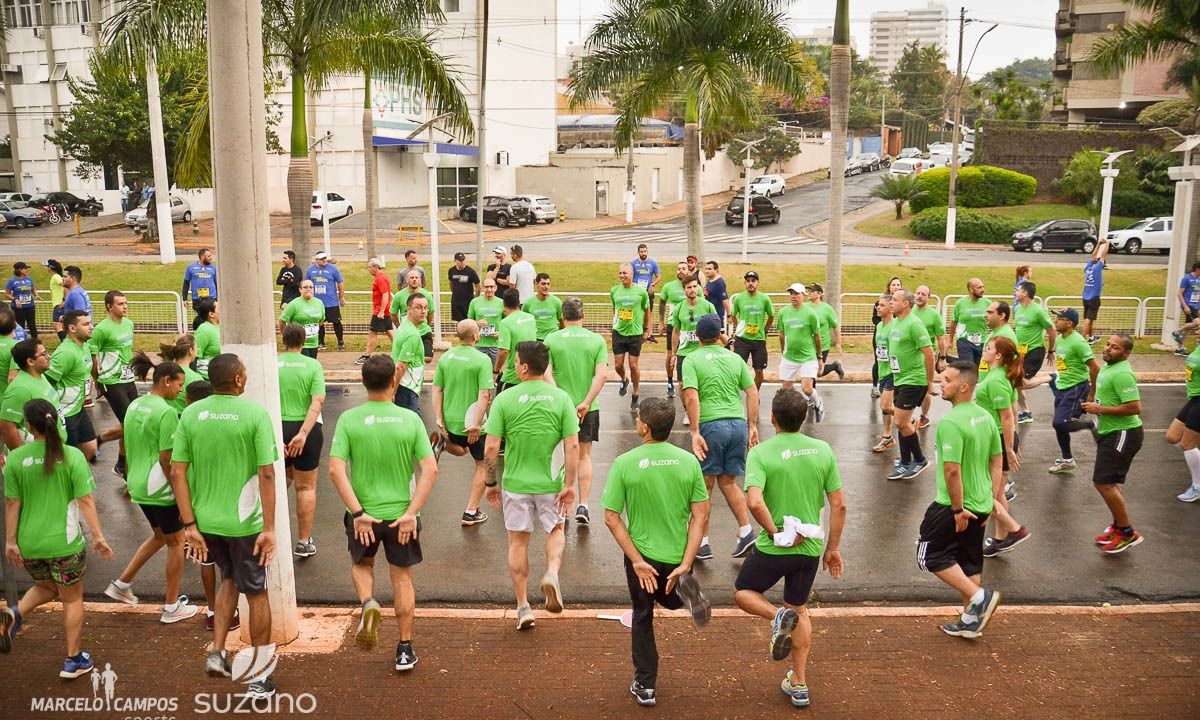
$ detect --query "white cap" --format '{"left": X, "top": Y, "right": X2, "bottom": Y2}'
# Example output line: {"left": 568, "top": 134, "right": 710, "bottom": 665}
{"left": 786, "top": 282, "right": 806, "bottom": 294}
{"left": 314, "top": 251, "right": 329, "bottom": 260}
{"left": 492, "top": 245, "right": 506, "bottom": 255}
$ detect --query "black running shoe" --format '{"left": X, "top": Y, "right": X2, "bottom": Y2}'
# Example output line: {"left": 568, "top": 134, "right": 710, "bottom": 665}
{"left": 675, "top": 573, "right": 711, "bottom": 627}
{"left": 630, "top": 681, "right": 656, "bottom": 706}
{"left": 395, "top": 642, "right": 418, "bottom": 672}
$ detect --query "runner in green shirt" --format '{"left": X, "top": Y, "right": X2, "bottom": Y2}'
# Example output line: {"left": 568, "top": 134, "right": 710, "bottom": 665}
{"left": 46, "top": 310, "right": 96, "bottom": 460}
{"left": 975, "top": 336, "right": 1030, "bottom": 558}
{"left": 611, "top": 264, "right": 651, "bottom": 410}
{"left": 660, "top": 261, "right": 689, "bottom": 398}
{"left": 872, "top": 296, "right": 897, "bottom": 453}
{"left": 495, "top": 288, "right": 537, "bottom": 390}
{"left": 1041, "top": 308, "right": 1099, "bottom": 475}
{"left": 948, "top": 278, "right": 991, "bottom": 367}
{"left": 0, "top": 306, "right": 20, "bottom": 398}
{"left": 390, "top": 270, "right": 436, "bottom": 361}
{"left": 545, "top": 298, "right": 608, "bottom": 524}
{"left": 483, "top": 341, "right": 580, "bottom": 629}
{"left": 0, "top": 339, "right": 59, "bottom": 450}
{"left": 328, "top": 353, "right": 437, "bottom": 670}
{"left": 886, "top": 290, "right": 935, "bottom": 481}
{"left": 682, "top": 314, "right": 758, "bottom": 562}
{"left": 521, "top": 273, "right": 564, "bottom": 340}
{"left": 278, "top": 281, "right": 326, "bottom": 357}
{"left": 1169, "top": 344, "right": 1200, "bottom": 502}
{"left": 670, "top": 276, "right": 716, "bottom": 413}
{"left": 277, "top": 324, "right": 326, "bottom": 558}
{"left": 171, "top": 353, "right": 279, "bottom": 690}
{"left": 807, "top": 284, "right": 844, "bottom": 381}
{"left": 433, "top": 320, "right": 495, "bottom": 527}
{"left": 977, "top": 300, "right": 1017, "bottom": 374}
{"left": 149, "top": 334, "right": 205, "bottom": 416}
{"left": 1080, "top": 334, "right": 1144, "bottom": 554}
{"left": 192, "top": 299, "right": 221, "bottom": 379}
{"left": 2, "top": 398, "right": 111, "bottom": 678}
{"left": 602, "top": 397, "right": 711, "bottom": 705}
{"left": 777, "top": 285, "right": 822, "bottom": 420}
{"left": 913, "top": 285, "right": 948, "bottom": 429}
{"left": 920, "top": 361, "right": 1003, "bottom": 640}
{"left": 391, "top": 293, "right": 428, "bottom": 416}
{"left": 90, "top": 291, "right": 140, "bottom": 477}
{"left": 1012, "top": 281, "right": 1056, "bottom": 423}
{"left": 731, "top": 272, "right": 775, "bottom": 389}
{"left": 468, "top": 278, "right": 505, "bottom": 361}
{"left": 733, "top": 389, "right": 846, "bottom": 706}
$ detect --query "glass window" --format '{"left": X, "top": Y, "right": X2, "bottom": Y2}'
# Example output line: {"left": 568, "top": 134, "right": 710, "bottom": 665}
{"left": 436, "top": 166, "right": 477, "bottom": 207}
{"left": 441, "top": 0, "right": 459, "bottom": 11}
{"left": 1148, "top": 222, "right": 1163, "bottom": 231}
{"left": 1076, "top": 12, "right": 1124, "bottom": 33}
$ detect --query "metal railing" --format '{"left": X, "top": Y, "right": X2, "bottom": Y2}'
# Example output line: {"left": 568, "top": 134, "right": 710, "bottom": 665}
{"left": 88, "top": 290, "right": 184, "bottom": 334}
{"left": 1043, "top": 295, "right": 1142, "bottom": 336}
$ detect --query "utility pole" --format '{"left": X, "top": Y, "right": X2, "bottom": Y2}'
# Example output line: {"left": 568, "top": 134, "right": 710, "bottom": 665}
{"left": 146, "top": 49, "right": 176, "bottom": 263}
{"left": 946, "top": 6, "right": 965, "bottom": 249}
{"left": 475, "top": 0, "right": 489, "bottom": 276}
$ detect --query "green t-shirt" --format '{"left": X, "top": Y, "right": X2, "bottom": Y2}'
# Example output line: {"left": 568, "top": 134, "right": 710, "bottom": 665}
{"left": 952, "top": 296, "right": 991, "bottom": 342}
{"left": 330, "top": 400, "right": 433, "bottom": 520}
{"left": 391, "top": 320, "right": 425, "bottom": 395}
{"left": 732, "top": 292, "right": 774, "bottom": 341}
{"left": 277, "top": 351, "right": 326, "bottom": 422}
{"left": 522, "top": 294, "right": 564, "bottom": 340}
{"left": 46, "top": 338, "right": 90, "bottom": 418}
{"left": 483, "top": 380, "right": 579, "bottom": 495}
{"left": 544, "top": 326, "right": 607, "bottom": 412}
{"left": 468, "top": 296, "right": 505, "bottom": 348}
{"left": 660, "top": 280, "right": 686, "bottom": 324}
{"left": 978, "top": 324, "right": 1017, "bottom": 373}
{"left": 778, "top": 304, "right": 820, "bottom": 363}
{"left": 874, "top": 319, "right": 893, "bottom": 379}
{"left": 1094, "top": 359, "right": 1142, "bottom": 435}
{"left": 1056, "top": 330, "right": 1093, "bottom": 390}
{"left": 124, "top": 394, "right": 178, "bottom": 507}
{"left": 912, "top": 305, "right": 946, "bottom": 342}
{"left": 498, "top": 310, "right": 538, "bottom": 385}
{"left": 1, "top": 371, "right": 59, "bottom": 436}
{"left": 1013, "top": 301, "right": 1052, "bottom": 353}
{"left": 744, "top": 433, "right": 842, "bottom": 557}
{"left": 670, "top": 299, "right": 716, "bottom": 357}
{"left": 975, "top": 367, "right": 1016, "bottom": 432}
{"left": 169, "top": 365, "right": 205, "bottom": 417}
{"left": 0, "top": 335, "right": 17, "bottom": 398}
{"left": 172, "top": 394, "right": 279, "bottom": 537}
{"left": 194, "top": 322, "right": 221, "bottom": 379}
{"left": 1188, "top": 345, "right": 1200, "bottom": 398}
{"left": 90, "top": 317, "right": 135, "bottom": 385}
{"left": 811, "top": 301, "right": 839, "bottom": 349}
{"left": 887, "top": 313, "right": 932, "bottom": 387}
{"left": 681, "top": 345, "right": 753, "bottom": 423}
{"left": 391, "top": 288, "right": 435, "bottom": 335}
{"left": 610, "top": 283, "right": 650, "bottom": 336}
{"left": 280, "top": 297, "right": 326, "bottom": 349}
{"left": 601, "top": 442, "right": 709, "bottom": 565}
{"left": 4, "top": 443, "right": 94, "bottom": 559}
{"left": 934, "top": 401, "right": 1001, "bottom": 515}
{"left": 433, "top": 345, "right": 494, "bottom": 435}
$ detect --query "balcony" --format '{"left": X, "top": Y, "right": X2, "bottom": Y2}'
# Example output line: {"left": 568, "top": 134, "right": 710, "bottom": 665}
{"left": 1054, "top": 50, "right": 1072, "bottom": 76}
{"left": 1055, "top": 10, "right": 1075, "bottom": 36}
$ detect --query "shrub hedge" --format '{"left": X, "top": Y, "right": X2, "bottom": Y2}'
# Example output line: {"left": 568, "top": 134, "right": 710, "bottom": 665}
{"left": 908, "top": 207, "right": 1021, "bottom": 245}
{"left": 1110, "top": 190, "right": 1174, "bottom": 218}
{"left": 909, "top": 166, "right": 1037, "bottom": 213}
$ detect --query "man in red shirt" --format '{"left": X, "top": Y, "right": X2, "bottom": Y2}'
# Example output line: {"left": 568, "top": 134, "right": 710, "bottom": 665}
{"left": 359, "top": 257, "right": 393, "bottom": 364}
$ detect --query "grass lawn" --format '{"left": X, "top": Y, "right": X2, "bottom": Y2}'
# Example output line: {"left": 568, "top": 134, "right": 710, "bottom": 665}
{"left": 855, "top": 203, "right": 1140, "bottom": 242}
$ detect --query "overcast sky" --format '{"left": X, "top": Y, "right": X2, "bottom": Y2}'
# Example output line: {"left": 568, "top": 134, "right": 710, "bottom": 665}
{"left": 558, "top": 0, "right": 1058, "bottom": 78}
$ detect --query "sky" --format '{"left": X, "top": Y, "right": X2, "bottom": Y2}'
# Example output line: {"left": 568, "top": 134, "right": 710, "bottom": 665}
{"left": 558, "top": 0, "right": 1058, "bottom": 79}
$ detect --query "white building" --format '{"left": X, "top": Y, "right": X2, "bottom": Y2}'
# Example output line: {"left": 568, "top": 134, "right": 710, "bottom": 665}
{"left": 869, "top": 1, "right": 948, "bottom": 76}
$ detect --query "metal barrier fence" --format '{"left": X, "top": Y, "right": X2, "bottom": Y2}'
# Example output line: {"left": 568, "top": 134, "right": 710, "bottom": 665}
{"left": 88, "top": 290, "right": 184, "bottom": 334}
{"left": 1043, "top": 295, "right": 1142, "bottom": 336}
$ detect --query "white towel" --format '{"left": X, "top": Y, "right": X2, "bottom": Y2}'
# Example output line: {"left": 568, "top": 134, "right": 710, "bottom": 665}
{"left": 772, "top": 516, "right": 825, "bottom": 547}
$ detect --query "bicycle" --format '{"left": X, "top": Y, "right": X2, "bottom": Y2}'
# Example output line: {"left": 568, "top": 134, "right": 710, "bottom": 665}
{"left": 46, "top": 203, "right": 65, "bottom": 225}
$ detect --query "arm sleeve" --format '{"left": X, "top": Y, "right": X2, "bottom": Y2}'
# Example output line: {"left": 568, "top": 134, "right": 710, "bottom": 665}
{"left": 329, "top": 418, "right": 350, "bottom": 462}
{"left": 70, "top": 451, "right": 96, "bottom": 498}
{"left": 600, "top": 459, "right": 624, "bottom": 513}
{"left": 477, "top": 356, "right": 495, "bottom": 390}
{"left": 559, "top": 394, "right": 581, "bottom": 437}
{"left": 3, "top": 460, "right": 17, "bottom": 499}
{"left": 743, "top": 446, "right": 766, "bottom": 491}
{"left": 689, "top": 459, "right": 709, "bottom": 502}
{"left": 157, "top": 410, "right": 178, "bottom": 452}
{"left": 310, "top": 363, "right": 326, "bottom": 398}
{"left": 483, "top": 398, "right": 505, "bottom": 437}
{"left": 254, "top": 410, "right": 279, "bottom": 466}
{"left": 937, "top": 423, "right": 964, "bottom": 465}
{"left": 181, "top": 265, "right": 192, "bottom": 296}
{"left": 681, "top": 355, "right": 698, "bottom": 390}
{"left": 171, "top": 421, "right": 192, "bottom": 463}
{"left": 1114, "top": 370, "right": 1140, "bottom": 402}
{"left": 823, "top": 448, "right": 843, "bottom": 492}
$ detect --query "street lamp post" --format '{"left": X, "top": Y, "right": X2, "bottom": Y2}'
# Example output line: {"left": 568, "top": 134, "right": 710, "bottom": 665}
{"left": 424, "top": 150, "right": 444, "bottom": 344}
{"left": 741, "top": 155, "right": 754, "bottom": 263}
{"left": 946, "top": 13, "right": 997, "bottom": 248}
{"left": 309, "top": 132, "right": 333, "bottom": 258}
{"left": 1095, "top": 150, "right": 1133, "bottom": 247}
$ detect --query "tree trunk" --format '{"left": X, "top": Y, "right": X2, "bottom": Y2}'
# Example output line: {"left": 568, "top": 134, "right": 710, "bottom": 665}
{"left": 895, "top": 201, "right": 903, "bottom": 220}
{"left": 683, "top": 121, "right": 703, "bottom": 260}
{"left": 825, "top": 43, "right": 851, "bottom": 313}
{"left": 146, "top": 50, "right": 176, "bottom": 264}
{"left": 363, "top": 103, "right": 378, "bottom": 258}
{"left": 288, "top": 70, "right": 312, "bottom": 260}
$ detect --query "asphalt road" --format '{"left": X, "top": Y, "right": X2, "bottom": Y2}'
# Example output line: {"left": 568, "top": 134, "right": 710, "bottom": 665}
{"left": 58, "top": 382, "right": 1200, "bottom": 608}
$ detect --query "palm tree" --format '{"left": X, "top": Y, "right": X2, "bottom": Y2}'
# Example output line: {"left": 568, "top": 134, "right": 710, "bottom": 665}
{"left": 568, "top": 0, "right": 821, "bottom": 260}
{"left": 826, "top": 0, "right": 850, "bottom": 308}
{"left": 870, "top": 173, "right": 927, "bottom": 220}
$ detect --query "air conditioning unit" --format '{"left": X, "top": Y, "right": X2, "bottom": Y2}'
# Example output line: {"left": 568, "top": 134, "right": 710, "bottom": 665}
{"left": 0, "top": 65, "right": 17, "bottom": 74}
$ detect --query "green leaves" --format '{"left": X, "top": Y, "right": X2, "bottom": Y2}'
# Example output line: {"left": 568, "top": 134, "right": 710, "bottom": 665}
{"left": 869, "top": 173, "right": 927, "bottom": 219}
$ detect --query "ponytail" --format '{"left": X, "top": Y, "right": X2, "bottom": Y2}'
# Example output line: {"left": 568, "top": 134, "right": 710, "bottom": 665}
{"left": 23, "top": 399, "right": 63, "bottom": 474}
{"left": 158, "top": 334, "right": 195, "bottom": 363}
{"left": 991, "top": 336, "right": 1024, "bottom": 390}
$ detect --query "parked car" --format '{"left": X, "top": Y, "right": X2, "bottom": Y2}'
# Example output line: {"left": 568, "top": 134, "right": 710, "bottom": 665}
{"left": 458, "top": 196, "right": 530, "bottom": 228}
{"left": 125, "top": 194, "right": 193, "bottom": 228}
{"left": 844, "top": 157, "right": 865, "bottom": 176}
{"left": 28, "top": 192, "right": 103, "bottom": 216}
{"left": 0, "top": 192, "right": 35, "bottom": 205}
{"left": 724, "top": 193, "right": 781, "bottom": 227}
{"left": 0, "top": 215, "right": 7, "bottom": 231}
{"left": 1105, "top": 216, "right": 1173, "bottom": 254}
{"left": 748, "top": 174, "right": 786, "bottom": 196}
{"left": 888, "top": 158, "right": 926, "bottom": 178}
{"left": 896, "top": 147, "right": 922, "bottom": 160}
{"left": 854, "top": 153, "right": 883, "bottom": 171}
{"left": 0, "top": 200, "right": 46, "bottom": 228}
{"left": 1011, "top": 219, "right": 1098, "bottom": 253}
{"left": 511, "top": 194, "right": 557, "bottom": 224}
{"left": 310, "top": 190, "right": 353, "bottom": 225}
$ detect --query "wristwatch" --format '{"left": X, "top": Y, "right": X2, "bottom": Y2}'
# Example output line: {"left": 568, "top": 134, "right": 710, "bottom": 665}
{"left": 351, "top": 509, "right": 365, "bottom": 519}
{"left": 952, "top": 507, "right": 964, "bottom": 514}
{"left": 484, "top": 479, "right": 498, "bottom": 488}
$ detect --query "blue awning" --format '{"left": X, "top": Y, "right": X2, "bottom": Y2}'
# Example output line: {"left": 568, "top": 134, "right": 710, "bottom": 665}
{"left": 371, "top": 136, "right": 479, "bottom": 156}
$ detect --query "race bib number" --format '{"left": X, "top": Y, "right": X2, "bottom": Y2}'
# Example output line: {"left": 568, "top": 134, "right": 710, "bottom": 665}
{"left": 315, "top": 282, "right": 328, "bottom": 296}
{"left": 875, "top": 346, "right": 888, "bottom": 361}
{"left": 119, "top": 364, "right": 135, "bottom": 383}
{"left": 480, "top": 324, "right": 497, "bottom": 337}
{"left": 617, "top": 307, "right": 635, "bottom": 321}
{"left": 1056, "top": 355, "right": 1067, "bottom": 371}
{"left": 745, "top": 324, "right": 760, "bottom": 336}
{"left": 1188, "top": 367, "right": 1193, "bottom": 382}
{"left": 967, "top": 332, "right": 982, "bottom": 345}
{"left": 680, "top": 331, "right": 698, "bottom": 345}
{"left": 978, "top": 360, "right": 989, "bottom": 372}
{"left": 636, "top": 278, "right": 649, "bottom": 289}
{"left": 1018, "top": 343, "right": 1029, "bottom": 355}
{"left": 889, "top": 356, "right": 901, "bottom": 373}
{"left": 197, "top": 287, "right": 210, "bottom": 298}
{"left": 304, "top": 323, "right": 319, "bottom": 339}
{"left": 196, "top": 358, "right": 210, "bottom": 376}
{"left": 16, "top": 292, "right": 32, "bottom": 306}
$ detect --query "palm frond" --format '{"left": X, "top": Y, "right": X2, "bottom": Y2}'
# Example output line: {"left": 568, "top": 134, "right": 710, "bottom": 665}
{"left": 101, "top": 0, "right": 208, "bottom": 68}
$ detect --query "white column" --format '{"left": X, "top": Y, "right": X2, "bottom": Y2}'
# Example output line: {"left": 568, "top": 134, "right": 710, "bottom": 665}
{"left": 741, "top": 156, "right": 753, "bottom": 263}
{"left": 146, "top": 49, "right": 176, "bottom": 264}
{"left": 945, "top": 206, "right": 956, "bottom": 249}
{"left": 1162, "top": 165, "right": 1197, "bottom": 345}
{"left": 1097, "top": 168, "right": 1119, "bottom": 242}
{"left": 424, "top": 151, "right": 443, "bottom": 344}
{"left": 207, "top": 0, "right": 298, "bottom": 644}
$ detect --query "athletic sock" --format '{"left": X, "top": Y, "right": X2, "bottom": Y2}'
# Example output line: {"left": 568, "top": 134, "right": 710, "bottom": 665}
{"left": 1184, "top": 448, "right": 1200, "bottom": 486}
{"left": 969, "top": 588, "right": 986, "bottom": 606}
{"left": 465, "top": 506, "right": 477, "bottom": 514}
{"left": 961, "top": 610, "right": 979, "bottom": 624}
{"left": 701, "top": 535, "right": 710, "bottom": 547}
{"left": 1117, "top": 525, "right": 1133, "bottom": 535}
{"left": 910, "top": 435, "right": 925, "bottom": 463}
{"left": 580, "top": 503, "right": 589, "bottom": 510}
{"left": 113, "top": 579, "right": 131, "bottom": 590}
{"left": 899, "top": 432, "right": 913, "bottom": 464}
{"left": 737, "top": 524, "right": 752, "bottom": 538}
{"left": 164, "top": 601, "right": 179, "bottom": 612}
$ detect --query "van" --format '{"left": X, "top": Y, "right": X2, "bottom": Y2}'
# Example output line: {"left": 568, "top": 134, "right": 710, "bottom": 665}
{"left": 889, "top": 158, "right": 924, "bottom": 178}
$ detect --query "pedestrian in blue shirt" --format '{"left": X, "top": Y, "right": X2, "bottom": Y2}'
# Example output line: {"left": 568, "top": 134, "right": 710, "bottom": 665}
{"left": 631, "top": 243, "right": 661, "bottom": 340}
{"left": 1080, "top": 242, "right": 1106, "bottom": 344}
{"left": 702, "top": 260, "right": 730, "bottom": 327}
{"left": 305, "top": 251, "right": 346, "bottom": 349}
{"left": 1174, "top": 261, "right": 1200, "bottom": 355}
{"left": 61, "top": 265, "right": 91, "bottom": 316}
{"left": 181, "top": 248, "right": 218, "bottom": 308}
{"left": 5, "top": 261, "right": 39, "bottom": 339}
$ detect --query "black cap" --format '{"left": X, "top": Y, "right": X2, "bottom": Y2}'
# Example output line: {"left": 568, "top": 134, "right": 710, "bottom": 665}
{"left": 454, "top": 252, "right": 466, "bottom": 261}
{"left": 13, "top": 261, "right": 29, "bottom": 271}
{"left": 743, "top": 271, "right": 759, "bottom": 280}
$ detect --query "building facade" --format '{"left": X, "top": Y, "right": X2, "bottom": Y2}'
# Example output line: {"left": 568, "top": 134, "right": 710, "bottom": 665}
{"left": 868, "top": 2, "right": 948, "bottom": 76}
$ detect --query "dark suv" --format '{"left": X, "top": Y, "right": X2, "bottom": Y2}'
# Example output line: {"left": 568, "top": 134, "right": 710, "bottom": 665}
{"left": 724, "top": 194, "right": 780, "bottom": 227}
{"left": 1011, "top": 219, "right": 1097, "bottom": 253}
{"left": 458, "top": 196, "right": 530, "bottom": 228}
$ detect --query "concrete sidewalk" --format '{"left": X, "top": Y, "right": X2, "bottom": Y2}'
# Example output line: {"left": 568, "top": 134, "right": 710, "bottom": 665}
{"left": 1, "top": 602, "right": 1195, "bottom": 718}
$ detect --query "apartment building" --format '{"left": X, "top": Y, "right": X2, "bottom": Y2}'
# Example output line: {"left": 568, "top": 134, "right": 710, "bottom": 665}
{"left": 869, "top": 2, "right": 948, "bottom": 76}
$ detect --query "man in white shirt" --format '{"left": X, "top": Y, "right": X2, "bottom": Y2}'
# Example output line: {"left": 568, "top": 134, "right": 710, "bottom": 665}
{"left": 509, "top": 245, "right": 537, "bottom": 304}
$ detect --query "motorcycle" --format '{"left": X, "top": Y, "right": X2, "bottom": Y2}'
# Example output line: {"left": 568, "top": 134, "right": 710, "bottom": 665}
{"left": 77, "top": 196, "right": 104, "bottom": 216}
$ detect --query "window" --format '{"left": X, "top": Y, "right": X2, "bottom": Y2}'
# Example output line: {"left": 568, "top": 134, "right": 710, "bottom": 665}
{"left": 441, "top": 0, "right": 459, "bottom": 11}
{"left": 4, "top": 0, "right": 34, "bottom": 28}
{"left": 1071, "top": 62, "right": 1112, "bottom": 81}
{"left": 437, "top": 166, "right": 477, "bottom": 207}
{"left": 1076, "top": 12, "right": 1124, "bottom": 33}
{"left": 1148, "top": 221, "right": 1163, "bottom": 231}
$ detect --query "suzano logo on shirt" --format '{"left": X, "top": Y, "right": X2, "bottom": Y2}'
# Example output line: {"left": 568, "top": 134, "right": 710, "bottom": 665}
{"left": 197, "top": 410, "right": 240, "bottom": 422}
{"left": 780, "top": 448, "right": 818, "bottom": 460}
{"left": 637, "top": 457, "right": 681, "bottom": 469}
{"left": 518, "top": 394, "right": 554, "bottom": 404}
{"left": 969, "top": 415, "right": 990, "bottom": 427}
{"left": 363, "top": 414, "right": 406, "bottom": 426}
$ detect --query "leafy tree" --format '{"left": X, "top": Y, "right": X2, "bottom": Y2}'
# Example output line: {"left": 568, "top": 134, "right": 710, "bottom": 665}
{"left": 727, "top": 124, "right": 802, "bottom": 173}
{"left": 981, "top": 57, "right": 1052, "bottom": 85}
{"left": 1136, "top": 97, "right": 1197, "bottom": 127}
{"left": 1053, "top": 148, "right": 1138, "bottom": 208}
{"left": 870, "top": 172, "right": 927, "bottom": 219}
{"left": 1135, "top": 149, "right": 1176, "bottom": 196}
{"left": 969, "top": 69, "right": 1050, "bottom": 123}
{"left": 889, "top": 42, "right": 951, "bottom": 125}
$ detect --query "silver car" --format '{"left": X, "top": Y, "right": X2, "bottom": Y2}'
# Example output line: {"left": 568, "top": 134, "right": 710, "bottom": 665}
{"left": 0, "top": 200, "right": 46, "bottom": 228}
{"left": 512, "top": 194, "right": 557, "bottom": 224}
{"left": 125, "top": 194, "right": 193, "bottom": 227}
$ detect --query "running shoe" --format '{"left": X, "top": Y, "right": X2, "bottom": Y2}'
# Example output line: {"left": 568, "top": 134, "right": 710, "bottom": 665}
{"left": 917, "top": 416, "right": 931, "bottom": 430}
{"left": 812, "top": 400, "right": 826, "bottom": 423}
{"left": 1004, "top": 482, "right": 1016, "bottom": 502}
{"left": 1177, "top": 347, "right": 1191, "bottom": 357}
{"left": 574, "top": 505, "right": 590, "bottom": 525}
{"left": 395, "top": 642, "right": 418, "bottom": 672}
{"left": 357, "top": 599, "right": 382, "bottom": 649}
{"left": 246, "top": 677, "right": 276, "bottom": 698}
{"left": 461, "top": 509, "right": 489, "bottom": 526}
{"left": 354, "top": 355, "right": 368, "bottom": 365}
{"left": 0, "top": 607, "right": 17, "bottom": 654}
{"left": 696, "top": 542, "right": 713, "bottom": 561}
{"left": 630, "top": 681, "right": 657, "bottom": 706}
{"left": 870, "top": 386, "right": 881, "bottom": 399}
{"left": 104, "top": 581, "right": 139, "bottom": 605}
{"left": 337, "top": 342, "right": 346, "bottom": 351}
{"left": 619, "top": 380, "right": 628, "bottom": 396}
{"left": 1094, "top": 524, "right": 1118, "bottom": 545}
{"left": 1048, "top": 458, "right": 1077, "bottom": 474}
{"left": 781, "top": 671, "right": 810, "bottom": 708}
{"left": 161, "top": 597, "right": 199, "bottom": 624}
{"left": 682, "top": 414, "right": 690, "bottom": 427}
{"left": 886, "top": 462, "right": 909, "bottom": 481}
{"left": 675, "top": 573, "right": 711, "bottom": 627}
{"left": 991, "top": 527, "right": 1032, "bottom": 556}
{"left": 293, "top": 538, "right": 317, "bottom": 558}
{"left": 430, "top": 431, "right": 446, "bottom": 462}
{"left": 732, "top": 532, "right": 756, "bottom": 558}
{"left": 941, "top": 617, "right": 984, "bottom": 638}
{"left": 1017, "top": 411, "right": 1034, "bottom": 424}
{"left": 902, "top": 459, "right": 930, "bottom": 479}
{"left": 769, "top": 607, "right": 799, "bottom": 661}
{"left": 830, "top": 360, "right": 845, "bottom": 380}
{"left": 1100, "top": 530, "right": 1143, "bottom": 554}
{"left": 646, "top": 335, "right": 658, "bottom": 344}
{"left": 971, "top": 588, "right": 1002, "bottom": 633}
{"left": 666, "top": 381, "right": 675, "bottom": 399}
{"left": 872, "top": 435, "right": 896, "bottom": 453}
{"left": 630, "top": 395, "right": 639, "bottom": 412}
{"left": 204, "top": 609, "right": 238, "bottom": 632}
{"left": 516, "top": 603, "right": 535, "bottom": 630}
{"left": 982, "top": 538, "right": 1001, "bottom": 559}
{"left": 541, "top": 573, "right": 563, "bottom": 613}
{"left": 60, "top": 651, "right": 94, "bottom": 679}
{"left": 1178, "top": 486, "right": 1200, "bottom": 503}
{"left": 1087, "top": 335, "right": 1100, "bottom": 345}
{"left": 205, "top": 650, "right": 231, "bottom": 677}
{"left": 113, "top": 458, "right": 127, "bottom": 479}
{"left": 1173, "top": 330, "right": 1185, "bottom": 344}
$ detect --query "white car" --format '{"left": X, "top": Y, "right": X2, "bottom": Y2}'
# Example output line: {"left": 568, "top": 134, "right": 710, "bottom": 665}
{"left": 1106, "top": 216, "right": 1174, "bottom": 254}
{"left": 888, "top": 158, "right": 927, "bottom": 177}
{"left": 748, "top": 174, "right": 786, "bottom": 196}
{"left": 310, "top": 190, "right": 352, "bottom": 225}
{"left": 124, "top": 193, "right": 192, "bottom": 227}
{"left": 512, "top": 194, "right": 557, "bottom": 224}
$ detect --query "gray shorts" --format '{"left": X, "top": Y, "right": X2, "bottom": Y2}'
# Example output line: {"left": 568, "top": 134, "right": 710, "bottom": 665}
{"left": 502, "top": 491, "right": 564, "bottom": 534}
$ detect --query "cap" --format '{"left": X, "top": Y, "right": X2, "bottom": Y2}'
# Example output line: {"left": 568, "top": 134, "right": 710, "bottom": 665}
{"left": 786, "top": 282, "right": 806, "bottom": 294}
{"left": 743, "top": 271, "right": 759, "bottom": 280}
{"left": 42, "top": 259, "right": 56, "bottom": 268}
{"left": 492, "top": 245, "right": 506, "bottom": 255}
{"left": 695, "top": 313, "right": 723, "bottom": 341}
{"left": 314, "top": 251, "right": 329, "bottom": 260}
{"left": 808, "top": 282, "right": 824, "bottom": 294}
{"left": 1055, "top": 307, "right": 1080, "bottom": 325}
{"left": 13, "top": 261, "right": 29, "bottom": 270}
{"left": 454, "top": 252, "right": 466, "bottom": 261}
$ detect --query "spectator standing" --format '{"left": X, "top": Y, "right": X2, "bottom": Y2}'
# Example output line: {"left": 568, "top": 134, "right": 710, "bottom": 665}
{"left": 360, "top": 258, "right": 393, "bottom": 363}
{"left": 397, "top": 250, "right": 426, "bottom": 289}
{"left": 508, "top": 245, "right": 536, "bottom": 303}
{"left": 486, "top": 246, "right": 512, "bottom": 291}
{"left": 703, "top": 261, "right": 731, "bottom": 327}
{"left": 448, "top": 252, "right": 480, "bottom": 321}
{"left": 276, "top": 250, "right": 302, "bottom": 308}
{"left": 181, "top": 248, "right": 218, "bottom": 311}
{"left": 43, "top": 259, "right": 64, "bottom": 339}
{"left": 5, "top": 262, "right": 39, "bottom": 339}
{"left": 306, "top": 251, "right": 346, "bottom": 350}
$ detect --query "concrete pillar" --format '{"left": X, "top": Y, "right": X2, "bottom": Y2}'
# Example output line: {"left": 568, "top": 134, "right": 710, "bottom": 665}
{"left": 146, "top": 50, "right": 176, "bottom": 264}
{"left": 1161, "top": 165, "right": 1196, "bottom": 346}
{"left": 206, "top": 0, "right": 298, "bottom": 645}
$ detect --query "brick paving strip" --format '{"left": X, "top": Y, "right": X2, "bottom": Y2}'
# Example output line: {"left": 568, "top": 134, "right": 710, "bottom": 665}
{"left": 2, "top": 602, "right": 1196, "bottom": 718}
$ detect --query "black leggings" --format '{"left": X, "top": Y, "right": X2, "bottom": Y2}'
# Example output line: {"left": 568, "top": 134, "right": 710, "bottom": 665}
{"left": 871, "top": 315, "right": 881, "bottom": 387}
{"left": 13, "top": 306, "right": 36, "bottom": 339}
